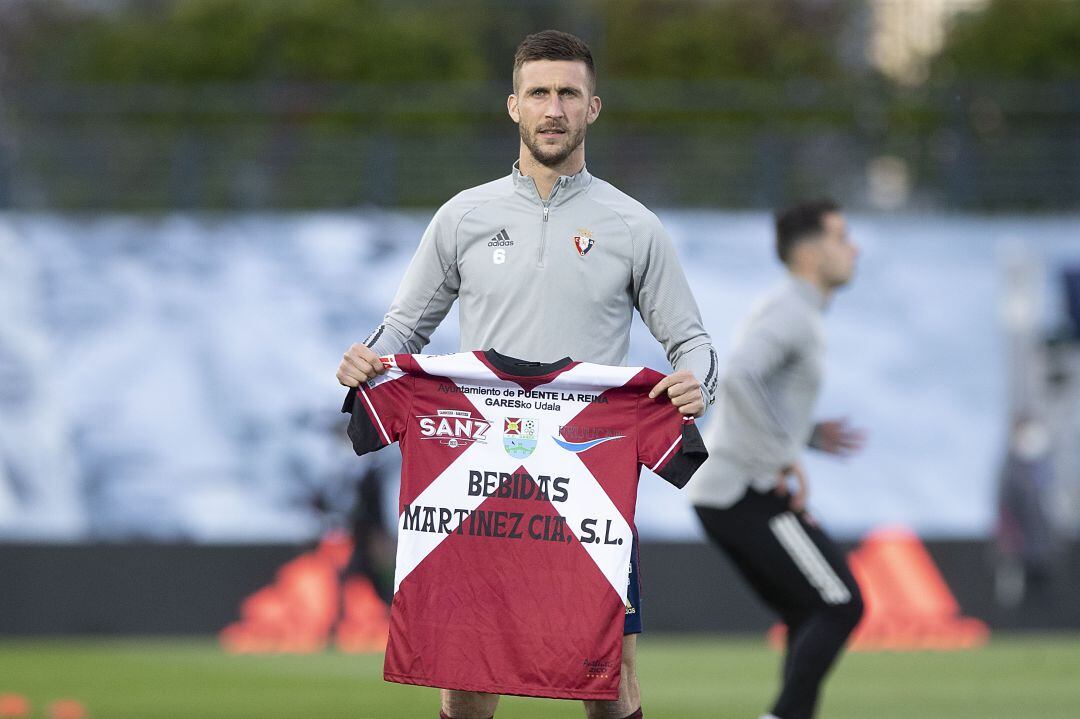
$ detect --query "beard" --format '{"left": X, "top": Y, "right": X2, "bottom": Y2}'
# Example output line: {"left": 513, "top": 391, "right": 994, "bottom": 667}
{"left": 520, "top": 120, "right": 586, "bottom": 168}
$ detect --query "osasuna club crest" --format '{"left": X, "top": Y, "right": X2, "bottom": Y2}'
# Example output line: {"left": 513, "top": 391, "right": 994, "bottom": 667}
{"left": 503, "top": 417, "right": 538, "bottom": 459}
{"left": 572, "top": 234, "right": 594, "bottom": 256}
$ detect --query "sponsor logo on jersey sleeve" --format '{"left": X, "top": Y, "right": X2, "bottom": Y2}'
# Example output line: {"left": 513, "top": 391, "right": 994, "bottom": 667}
{"left": 503, "top": 417, "right": 538, "bottom": 459}
{"left": 364, "top": 356, "right": 399, "bottom": 388}
{"left": 416, "top": 409, "right": 491, "bottom": 448}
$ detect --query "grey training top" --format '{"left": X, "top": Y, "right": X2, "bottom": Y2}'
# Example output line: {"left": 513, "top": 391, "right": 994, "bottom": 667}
{"left": 687, "top": 277, "right": 827, "bottom": 508}
{"left": 364, "top": 163, "right": 718, "bottom": 404}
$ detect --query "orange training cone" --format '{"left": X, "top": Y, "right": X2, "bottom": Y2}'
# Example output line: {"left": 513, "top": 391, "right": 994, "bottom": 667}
{"left": 220, "top": 533, "right": 390, "bottom": 654}
{"left": 769, "top": 526, "right": 989, "bottom": 652}
{"left": 0, "top": 694, "right": 31, "bottom": 718}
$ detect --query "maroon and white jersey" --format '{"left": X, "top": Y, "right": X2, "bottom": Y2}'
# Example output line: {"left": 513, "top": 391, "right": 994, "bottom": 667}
{"left": 342, "top": 349, "right": 707, "bottom": 700}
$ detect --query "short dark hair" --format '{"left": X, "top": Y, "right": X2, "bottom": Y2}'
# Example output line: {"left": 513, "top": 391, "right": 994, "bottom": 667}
{"left": 513, "top": 30, "right": 595, "bottom": 93}
{"left": 775, "top": 199, "right": 840, "bottom": 265}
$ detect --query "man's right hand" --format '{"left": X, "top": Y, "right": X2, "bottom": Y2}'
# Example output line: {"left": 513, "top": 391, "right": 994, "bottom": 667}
{"left": 336, "top": 343, "right": 387, "bottom": 387}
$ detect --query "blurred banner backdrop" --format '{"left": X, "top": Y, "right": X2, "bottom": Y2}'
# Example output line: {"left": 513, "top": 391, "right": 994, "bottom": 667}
{"left": 1, "top": 212, "right": 1077, "bottom": 541}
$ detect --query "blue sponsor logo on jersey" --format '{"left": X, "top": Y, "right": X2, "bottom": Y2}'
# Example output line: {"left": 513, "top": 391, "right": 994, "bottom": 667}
{"left": 552, "top": 434, "right": 625, "bottom": 453}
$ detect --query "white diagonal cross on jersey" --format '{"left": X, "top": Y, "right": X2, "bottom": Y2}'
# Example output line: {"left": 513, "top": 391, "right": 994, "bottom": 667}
{"left": 392, "top": 352, "right": 641, "bottom": 604}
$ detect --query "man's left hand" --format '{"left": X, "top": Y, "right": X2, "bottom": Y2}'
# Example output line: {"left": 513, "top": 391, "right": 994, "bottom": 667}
{"left": 649, "top": 371, "right": 705, "bottom": 418}
{"left": 812, "top": 418, "right": 866, "bottom": 456}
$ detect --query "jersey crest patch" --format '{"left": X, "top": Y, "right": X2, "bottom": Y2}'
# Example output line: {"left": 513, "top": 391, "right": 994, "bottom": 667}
{"left": 503, "top": 417, "right": 538, "bottom": 458}
{"left": 572, "top": 231, "right": 594, "bottom": 256}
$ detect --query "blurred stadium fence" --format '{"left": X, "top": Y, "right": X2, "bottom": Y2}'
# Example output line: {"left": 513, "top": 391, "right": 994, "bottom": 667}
{"left": 2, "top": 79, "right": 1080, "bottom": 210}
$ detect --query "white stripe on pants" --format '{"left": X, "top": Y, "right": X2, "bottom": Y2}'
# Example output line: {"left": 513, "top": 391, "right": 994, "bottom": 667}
{"left": 768, "top": 512, "right": 852, "bottom": 605}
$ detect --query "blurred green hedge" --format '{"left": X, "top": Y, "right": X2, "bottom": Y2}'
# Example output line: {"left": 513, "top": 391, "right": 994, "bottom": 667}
{"left": 6, "top": 0, "right": 1080, "bottom": 88}
{"left": 932, "top": 0, "right": 1080, "bottom": 82}
{"left": 5, "top": 0, "right": 849, "bottom": 86}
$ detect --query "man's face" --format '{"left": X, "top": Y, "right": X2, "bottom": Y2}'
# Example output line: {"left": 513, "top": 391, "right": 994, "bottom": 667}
{"left": 817, "top": 212, "right": 859, "bottom": 288}
{"left": 508, "top": 60, "right": 600, "bottom": 168}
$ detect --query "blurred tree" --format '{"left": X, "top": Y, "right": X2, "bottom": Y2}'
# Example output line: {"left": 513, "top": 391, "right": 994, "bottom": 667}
{"left": 7, "top": 0, "right": 1075, "bottom": 210}
{"left": 3, "top": 0, "right": 862, "bottom": 86}
{"left": 0, "top": 0, "right": 79, "bottom": 85}
{"left": 8, "top": 0, "right": 489, "bottom": 85}
{"left": 600, "top": 0, "right": 848, "bottom": 80}
{"left": 933, "top": 0, "right": 1080, "bottom": 81}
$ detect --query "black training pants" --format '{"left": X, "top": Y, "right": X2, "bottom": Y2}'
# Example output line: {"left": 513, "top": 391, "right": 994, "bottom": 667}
{"left": 695, "top": 490, "right": 864, "bottom": 719}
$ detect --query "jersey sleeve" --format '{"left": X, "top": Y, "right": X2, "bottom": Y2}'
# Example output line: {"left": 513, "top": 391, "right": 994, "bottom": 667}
{"left": 636, "top": 390, "right": 709, "bottom": 488}
{"left": 340, "top": 358, "right": 414, "bottom": 456}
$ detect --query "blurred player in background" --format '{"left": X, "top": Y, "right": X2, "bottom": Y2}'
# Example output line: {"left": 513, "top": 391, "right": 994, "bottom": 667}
{"left": 995, "top": 414, "right": 1057, "bottom": 608}
{"left": 688, "top": 200, "right": 865, "bottom": 719}
{"left": 336, "top": 30, "right": 717, "bottom": 719}
{"left": 343, "top": 458, "right": 396, "bottom": 605}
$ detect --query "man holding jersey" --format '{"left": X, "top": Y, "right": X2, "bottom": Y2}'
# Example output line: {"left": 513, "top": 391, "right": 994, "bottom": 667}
{"left": 337, "top": 30, "right": 716, "bottom": 719}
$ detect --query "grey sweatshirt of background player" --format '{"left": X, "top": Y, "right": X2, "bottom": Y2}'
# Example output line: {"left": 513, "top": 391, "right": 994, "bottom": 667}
{"left": 687, "top": 277, "right": 828, "bottom": 508}
{"left": 363, "top": 163, "right": 719, "bottom": 404}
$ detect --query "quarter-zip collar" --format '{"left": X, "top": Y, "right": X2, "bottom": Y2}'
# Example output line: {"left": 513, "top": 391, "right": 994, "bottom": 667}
{"left": 511, "top": 160, "right": 593, "bottom": 207}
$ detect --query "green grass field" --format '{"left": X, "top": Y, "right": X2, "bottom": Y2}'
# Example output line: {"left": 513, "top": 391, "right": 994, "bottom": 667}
{"left": 2, "top": 634, "right": 1079, "bottom": 718}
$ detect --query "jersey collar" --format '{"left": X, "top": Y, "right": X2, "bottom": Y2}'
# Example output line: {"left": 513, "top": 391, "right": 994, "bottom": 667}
{"left": 511, "top": 161, "right": 593, "bottom": 208}
{"left": 476, "top": 348, "right": 578, "bottom": 392}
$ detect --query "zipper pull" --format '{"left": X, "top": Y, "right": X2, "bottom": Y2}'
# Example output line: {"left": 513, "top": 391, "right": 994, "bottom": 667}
{"left": 543, "top": 206, "right": 550, "bottom": 222}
